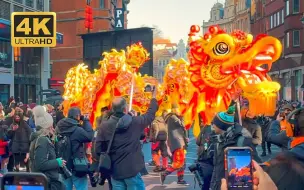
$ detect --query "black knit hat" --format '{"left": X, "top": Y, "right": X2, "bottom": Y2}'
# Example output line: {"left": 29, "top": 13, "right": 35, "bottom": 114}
{"left": 212, "top": 111, "right": 235, "bottom": 131}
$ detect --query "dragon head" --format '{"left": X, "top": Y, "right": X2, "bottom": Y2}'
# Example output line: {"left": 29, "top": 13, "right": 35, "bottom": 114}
{"left": 188, "top": 25, "right": 282, "bottom": 122}
{"left": 126, "top": 42, "right": 150, "bottom": 70}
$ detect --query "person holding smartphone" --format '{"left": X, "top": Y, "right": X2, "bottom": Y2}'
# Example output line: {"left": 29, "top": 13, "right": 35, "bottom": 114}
{"left": 209, "top": 108, "right": 261, "bottom": 190}
{"left": 7, "top": 108, "right": 31, "bottom": 172}
{"left": 31, "top": 105, "right": 65, "bottom": 190}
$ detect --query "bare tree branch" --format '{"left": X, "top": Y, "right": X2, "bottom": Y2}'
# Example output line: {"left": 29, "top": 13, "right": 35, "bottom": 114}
{"left": 140, "top": 24, "right": 164, "bottom": 38}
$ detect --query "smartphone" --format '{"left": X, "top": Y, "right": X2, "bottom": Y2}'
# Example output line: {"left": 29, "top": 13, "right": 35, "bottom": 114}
{"left": 224, "top": 147, "right": 253, "bottom": 190}
{"left": 2, "top": 172, "right": 48, "bottom": 190}
{"left": 279, "top": 109, "right": 285, "bottom": 119}
{"left": 144, "top": 85, "right": 152, "bottom": 92}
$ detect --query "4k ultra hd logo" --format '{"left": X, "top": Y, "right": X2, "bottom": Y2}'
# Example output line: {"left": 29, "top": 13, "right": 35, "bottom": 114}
{"left": 11, "top": 12, "right": 56, "bottom": 47}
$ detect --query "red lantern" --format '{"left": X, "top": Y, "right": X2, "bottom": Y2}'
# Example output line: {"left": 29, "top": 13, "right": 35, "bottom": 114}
{"left": 85, "top": 5, "right": 93, "bottom": 30}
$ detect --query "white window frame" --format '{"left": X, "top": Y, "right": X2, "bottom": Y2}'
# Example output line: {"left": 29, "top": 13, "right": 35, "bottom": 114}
{"left": 286, "top": 32, "right": 290, "bottom": 48}
{"left": 274, "top": 13, "right": 277, "bottom": 27}
{"left": 270, "top": 15, "right": 273, "bottom": 28}
{"left": 286, "top": 0, "right": 290, "bottom": 16}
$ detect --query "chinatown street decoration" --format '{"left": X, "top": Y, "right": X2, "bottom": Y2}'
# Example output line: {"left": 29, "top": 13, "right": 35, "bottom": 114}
{"left": 62, "top": 26, "right": 282, "bottom": 137}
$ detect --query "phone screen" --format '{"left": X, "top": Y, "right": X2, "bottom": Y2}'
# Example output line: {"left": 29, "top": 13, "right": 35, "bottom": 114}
{"left": 226, "top": 148, "right": 253, "bottom": 190}
{"left": 4, "top": 185, "right": 44, "bottom": 190}
{"left": 2, "top": 173, "right": 48, "bottom": 190}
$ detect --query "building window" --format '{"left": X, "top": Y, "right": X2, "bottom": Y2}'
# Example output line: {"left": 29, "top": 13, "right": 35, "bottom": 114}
{"left": 273, "top": 13, "right": 277, "bottom": 27}
{"left": 25, "top": 0, "right": 33, "bottom": 7}
{"left": 0, "top": 41, "right": 12, "bottom": 68}
{"left": 14, "top": 5, "right": 23, "bottom": 12}
{"left": 277, "top": 11, "right": 280, "bottom": 25}
{"left": 13, "top": 0, "right": 23, "bottom": 4}
{"left": 295, "top": 70, "right": 302, "bottom": 87}
{"left": 0, "top": 85, "right": 10, "bottom": 106}
{"left": 286, "top": 0, "right": 290, "bottom": 16}
{"left": 0, "top": 1, "right": 10, "bottom": 20}
{"left": 286, "top": 32, "right": 290, "bottom": 48}
{"left": 293, "top": 0, "right": 300, "bottom": 13}
{"left": 281, "top": 9, "right": 284, "bottom": 23}
{"left": 293, "top": 30, "right": 300, "bottom": 47}
{"left": 36, "top": 0, "right": 44, "bottom": 11}
{"left": 270, "top": 15, "right": 273, "bottom": 28}
{"left": 100, "top": 0, "right": 105, "bottom": 8}
{"left": 284, "top": 72, "right": 291, "bottom": 87}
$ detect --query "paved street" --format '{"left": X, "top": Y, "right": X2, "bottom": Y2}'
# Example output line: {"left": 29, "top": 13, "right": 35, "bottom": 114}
{"left": 89, "top": 129, "right": 282, "bottom": 190}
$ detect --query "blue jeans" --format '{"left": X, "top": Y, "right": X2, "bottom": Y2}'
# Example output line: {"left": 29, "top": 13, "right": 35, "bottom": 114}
{"left": 112, "top": 173, "right": 145, "bottom": 190}
{"left": 64, "top": 174, "right": 88, "bottom": 190}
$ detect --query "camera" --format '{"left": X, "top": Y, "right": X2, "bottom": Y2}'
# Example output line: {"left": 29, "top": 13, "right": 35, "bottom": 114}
{"left": 62, "top": 165, "right": 72, "bottom": 179}
{"left": 188, "top": 162, "right": 204, "bottom": 188}
{"left": 88, "top": 171, "right": 98, "bottom": 187}
{"left": 144, "top": 85, "right": 154, "bottom": 92}
{"left": 79, "top": 115, "right": 84, "bottom": 121}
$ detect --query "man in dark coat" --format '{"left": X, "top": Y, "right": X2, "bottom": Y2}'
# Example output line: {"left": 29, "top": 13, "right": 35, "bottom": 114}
{"left": 196, "top": 124, "right": 215, "bottom": 190}
{"left": 256, "top": 116, "right": 272, "bottom": 156}
{"left": 7, "top": 108, "right": 32, "bottom": 172}
{"left": 209, "top": 110, "right": 261, "bottom": 190}
{"left": 95, "top": 91, "right": 158, "bottom": 189}
{"left": 56, "top": 107, "right": 94, "bottom": 190}
{"left": 160, "top": 104, "right": 188, "bottom": 185}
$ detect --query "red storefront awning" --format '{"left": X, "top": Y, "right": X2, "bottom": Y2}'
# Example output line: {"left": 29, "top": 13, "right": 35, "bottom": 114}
{"left": 49, "top": 78, "right": 65, "bottom": 86}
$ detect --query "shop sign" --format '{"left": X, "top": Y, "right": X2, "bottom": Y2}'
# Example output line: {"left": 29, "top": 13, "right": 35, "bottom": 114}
{"left": 114, "top": 8, "right": 125, "bottom": 30}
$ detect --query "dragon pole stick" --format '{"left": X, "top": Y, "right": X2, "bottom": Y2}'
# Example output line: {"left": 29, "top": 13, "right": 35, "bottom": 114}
{"left": 236, "top": 99, "right": 242, "bottom": 126}
{"left": 128, "top": 69, "right": 135, "bottom": 111}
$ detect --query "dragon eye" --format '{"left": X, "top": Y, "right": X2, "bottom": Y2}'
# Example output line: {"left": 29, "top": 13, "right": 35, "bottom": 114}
{"left": 213, "top": 42, "right": 229, "bottom": 55}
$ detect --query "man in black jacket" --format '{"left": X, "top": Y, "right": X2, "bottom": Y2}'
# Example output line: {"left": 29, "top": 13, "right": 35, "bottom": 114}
{"left": 56, "top": 107, "right": 94, "bottom": 190}
{"left": 95, "top": 90, "right": 158, "bottom": 189}
{"left": 209, "top": 111, "right": 261, "bottom": 190}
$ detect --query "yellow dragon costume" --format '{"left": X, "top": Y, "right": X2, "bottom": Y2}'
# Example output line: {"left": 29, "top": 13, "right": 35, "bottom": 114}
{"left": 62, "top": 25, "right": 282, "bottom": 137}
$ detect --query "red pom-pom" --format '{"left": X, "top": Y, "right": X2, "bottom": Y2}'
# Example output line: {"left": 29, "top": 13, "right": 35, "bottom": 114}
{"left": 204, "top": 33, "right": 211, "bottom": 40}
{"left": 209, "top": 26, "right": 218, "bottom": 34}
{"left": 190, "top": 25, "right": 200, "bottom": 33}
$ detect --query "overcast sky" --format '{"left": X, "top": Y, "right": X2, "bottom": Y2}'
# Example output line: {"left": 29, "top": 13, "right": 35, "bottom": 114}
{"left": 127, "top": 0, "right": 218, "bottom": 43}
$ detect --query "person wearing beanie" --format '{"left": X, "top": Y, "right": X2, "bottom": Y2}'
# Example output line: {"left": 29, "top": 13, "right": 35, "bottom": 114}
{"left": 30, "top": 105, "right": 65, "bottom": 190}
{"left": 7, "top": 107, "right": 32, "bottom": 172}
{"left": 210, "top": 110, "right": 261, "bottom": 190}
{"left": 56, "top": 106, "right": 94, "bottom": 190}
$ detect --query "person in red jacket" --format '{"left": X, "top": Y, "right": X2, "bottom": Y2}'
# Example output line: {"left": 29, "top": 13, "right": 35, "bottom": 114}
{"left": 0, "top": 120, "right": 9, "bottom": 176}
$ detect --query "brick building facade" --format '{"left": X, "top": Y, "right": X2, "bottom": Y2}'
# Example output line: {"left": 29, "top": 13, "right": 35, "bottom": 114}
{"left": 202, "top": 0, "right": 251, "bottom": 34}
{"left": 50, "top": 0, "right": 128, "bottom": 91}
{"left": 153, "top": 38, "right": 177, "bottom": 83}
{"left": 251, "top": 0, "right": 303, "bottom": 101}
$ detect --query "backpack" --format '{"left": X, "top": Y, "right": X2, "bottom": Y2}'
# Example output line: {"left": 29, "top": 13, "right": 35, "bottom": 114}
{"left": 151, "top": 119, "right": 167, "bottom": 141}
{"left": 55, "top": 134, "right": 72, "bottom": 168}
